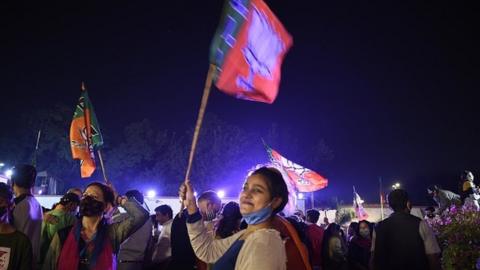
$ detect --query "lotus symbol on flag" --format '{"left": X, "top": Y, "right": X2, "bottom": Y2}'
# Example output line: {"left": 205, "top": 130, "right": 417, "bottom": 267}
{"left": 237, "top": 6, "right": 284, "bottom": 92}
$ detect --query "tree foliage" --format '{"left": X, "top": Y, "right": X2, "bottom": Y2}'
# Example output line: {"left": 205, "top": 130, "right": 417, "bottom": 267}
{"left": 0, "top": 105, "right": 334, "bottom": 196}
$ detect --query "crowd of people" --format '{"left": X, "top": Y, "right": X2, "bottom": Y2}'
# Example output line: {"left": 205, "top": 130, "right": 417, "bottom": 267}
{"left": 0, "top": 164, "right": 478, "bottom": 269}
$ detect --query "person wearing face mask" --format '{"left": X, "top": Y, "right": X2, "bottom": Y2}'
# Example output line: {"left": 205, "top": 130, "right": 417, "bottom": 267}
{"left": 41, "top": 182, "right": 149, "bottom": 270}
{"left": 348, "top": 220, "right": 372, "bottom": 270}
{"left": 168, "top": 190, "right": 222, "bottom": 270}
{"left": 180, "top": 166, "right": 288, "bottom": 270}
{"left": 371, "top": 189, "right": 441, "bottom": 270}
{"left": 39, "top": 192, "right": 80, "bottom": 264}
{"left": 197, "top": 191, "right": 222, "bottom": 232}
{"left": 0, "top": 182, "right": 33, "bottom": 270}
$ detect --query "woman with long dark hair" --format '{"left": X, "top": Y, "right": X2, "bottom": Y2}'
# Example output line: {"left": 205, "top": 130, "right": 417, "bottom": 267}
{"left": 322, "top": 222, "right": 348, "bottom": 270}
{"left": 42, "top": 182, "right": 149, "bottom": 270}
{"left": 180, "top": 166, "right": 289, "bottom": 269}
{"left": 216, "top": 201, "right": 242, "bottom": 239}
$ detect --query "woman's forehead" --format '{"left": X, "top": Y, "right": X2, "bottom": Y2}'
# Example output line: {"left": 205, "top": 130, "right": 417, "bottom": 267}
{"left": 245, "top": 174, "right": 268, "bottom": 187}
{"left": 85, "top": 185, "right": 103, "bottom": 196}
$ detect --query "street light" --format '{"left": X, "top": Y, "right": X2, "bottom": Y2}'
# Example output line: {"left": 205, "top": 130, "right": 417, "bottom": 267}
{"left": 392, "top": 182, "right": 401, "bottom": 190}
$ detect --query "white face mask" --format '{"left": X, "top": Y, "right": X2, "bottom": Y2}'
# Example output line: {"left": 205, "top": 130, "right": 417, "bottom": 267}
{"left": 204, "top": 209, "right": 217, "bottom": 222}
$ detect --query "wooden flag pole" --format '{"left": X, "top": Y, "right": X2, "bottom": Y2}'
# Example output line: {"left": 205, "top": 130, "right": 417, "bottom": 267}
{"left": 97, "top": 149, "right": 109, "bottom": 184}
{"left": 310, "top": 191, "right": 314, "bottom": 209}
{"left": 32, "top": 129, "right": 42, "bottom": 167}
{"left": 184, "top": 64, "right": 216, "bottom": 183}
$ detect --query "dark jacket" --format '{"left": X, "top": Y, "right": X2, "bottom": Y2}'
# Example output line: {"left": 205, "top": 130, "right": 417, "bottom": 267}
{"left": 348, "top": 236, "right": 371, "bottom": 270}
{"left": 168, "top": 210, "right": 197, "bottom": 270}
{"left": 373, "top": 212, "right": 428, "bottom": 270}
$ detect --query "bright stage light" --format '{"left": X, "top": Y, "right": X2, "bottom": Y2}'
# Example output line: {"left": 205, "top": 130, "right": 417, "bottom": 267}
{"left": 38, "top": 190, "right": 43, "bottom": 195}
{"left": 194, "top": 191, "right": 198, "bottom": 197}
{"left": 146, "top": 189, "right": 156, "bottom": 198}
{"left": 217, "top": 190, "right": 225, "bottom": 199}
{"left": 298, "top": 193, "right": 304, "bottom": 199}
{"left": 5, "top": 169, "right": 13, "bottom": 178}
{"left": 0, "top": 163, "right": 4, "bottom": 167}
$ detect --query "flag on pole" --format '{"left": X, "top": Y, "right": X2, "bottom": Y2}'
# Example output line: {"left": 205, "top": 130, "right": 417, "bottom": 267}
{"left": 353, "top": 186, "right": 368, "bottom": 220}
{"left": 70, "top": 84, "right": 103, "bottom": 178}
{"left": 210, "top": 0, "right": 292, "bottom": 104}
{"left": 265, "top": 143, "right": 328, "bottom": 192}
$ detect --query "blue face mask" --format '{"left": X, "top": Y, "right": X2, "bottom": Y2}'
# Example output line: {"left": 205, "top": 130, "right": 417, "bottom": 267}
{"left": 242, "top": 203, "right": 273, "bottom": 225}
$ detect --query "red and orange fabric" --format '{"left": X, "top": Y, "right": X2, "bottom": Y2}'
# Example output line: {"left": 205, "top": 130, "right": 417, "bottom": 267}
{"left": 210, "top": 0, "right": 292, "bottom": 103}
{"left": 70, "top": 85, "right": 103, "bottom": 178}
{"left": 266, "top": 143, "right": 328, "bottom": 192}
{"left": 272, "top": 215, "right": 312, "bottom": 270}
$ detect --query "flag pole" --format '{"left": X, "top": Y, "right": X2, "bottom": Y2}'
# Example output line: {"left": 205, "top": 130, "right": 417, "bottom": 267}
{"left": 32, "top": 129, "right": 41, "bottom": 167}
{"left": 379, "top": 176, "right": 384, "bottom": 220}
{"left": 353, "top": 185, "right": 357, "bottom": 207}
{"left": 184, "top": 64, "right": 216, "bottom": 183}
{"left": 310, "top": 191, "right": 314, "bottom": 209}
{"left": 97, "top": 149, "right": 108, "bottom": 184}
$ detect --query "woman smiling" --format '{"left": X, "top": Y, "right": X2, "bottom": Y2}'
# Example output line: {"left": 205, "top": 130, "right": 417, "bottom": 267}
{"left": 180, "top": 166, "right": 289, "bottom": 270}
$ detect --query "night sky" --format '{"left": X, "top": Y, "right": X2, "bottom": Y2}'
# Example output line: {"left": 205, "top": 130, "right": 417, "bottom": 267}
{"left": 2, "top": 1, "right": 478, "bottom": 204}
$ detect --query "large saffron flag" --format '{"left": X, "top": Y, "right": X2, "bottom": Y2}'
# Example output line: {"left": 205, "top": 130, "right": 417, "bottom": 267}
{"left": 265, "top": 144, "right": 328, "bottom": 192}
{"left": 70, "top": 85, "right": 103, "bottom": 178}
{"left": 210, "top": 0, "right": 292, "bottom": 104}
{"left": 353, "top": 186, "right": 369, "bottom": 220}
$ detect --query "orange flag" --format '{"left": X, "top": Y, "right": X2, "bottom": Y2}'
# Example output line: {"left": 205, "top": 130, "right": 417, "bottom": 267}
{"left": 70, "top": 84, "right": 103, "bottom": 178}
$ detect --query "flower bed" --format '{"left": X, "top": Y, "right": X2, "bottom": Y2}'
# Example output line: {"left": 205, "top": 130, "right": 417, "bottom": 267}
{"left": 426, "top": 205, "right": 480, "bottom": 270}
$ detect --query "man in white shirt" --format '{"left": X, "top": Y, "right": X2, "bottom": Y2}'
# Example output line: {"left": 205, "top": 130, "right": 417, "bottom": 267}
{"left": 11, "top": 164, "right": 43, "bottom": 265}
{"left": 151, "top": 204, "right": 173, "bottom": 267}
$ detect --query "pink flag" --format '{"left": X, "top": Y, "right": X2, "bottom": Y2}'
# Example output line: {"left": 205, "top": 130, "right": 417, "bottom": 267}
{"left": 353, "top": 187, "right": 369, "bottom": 220}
